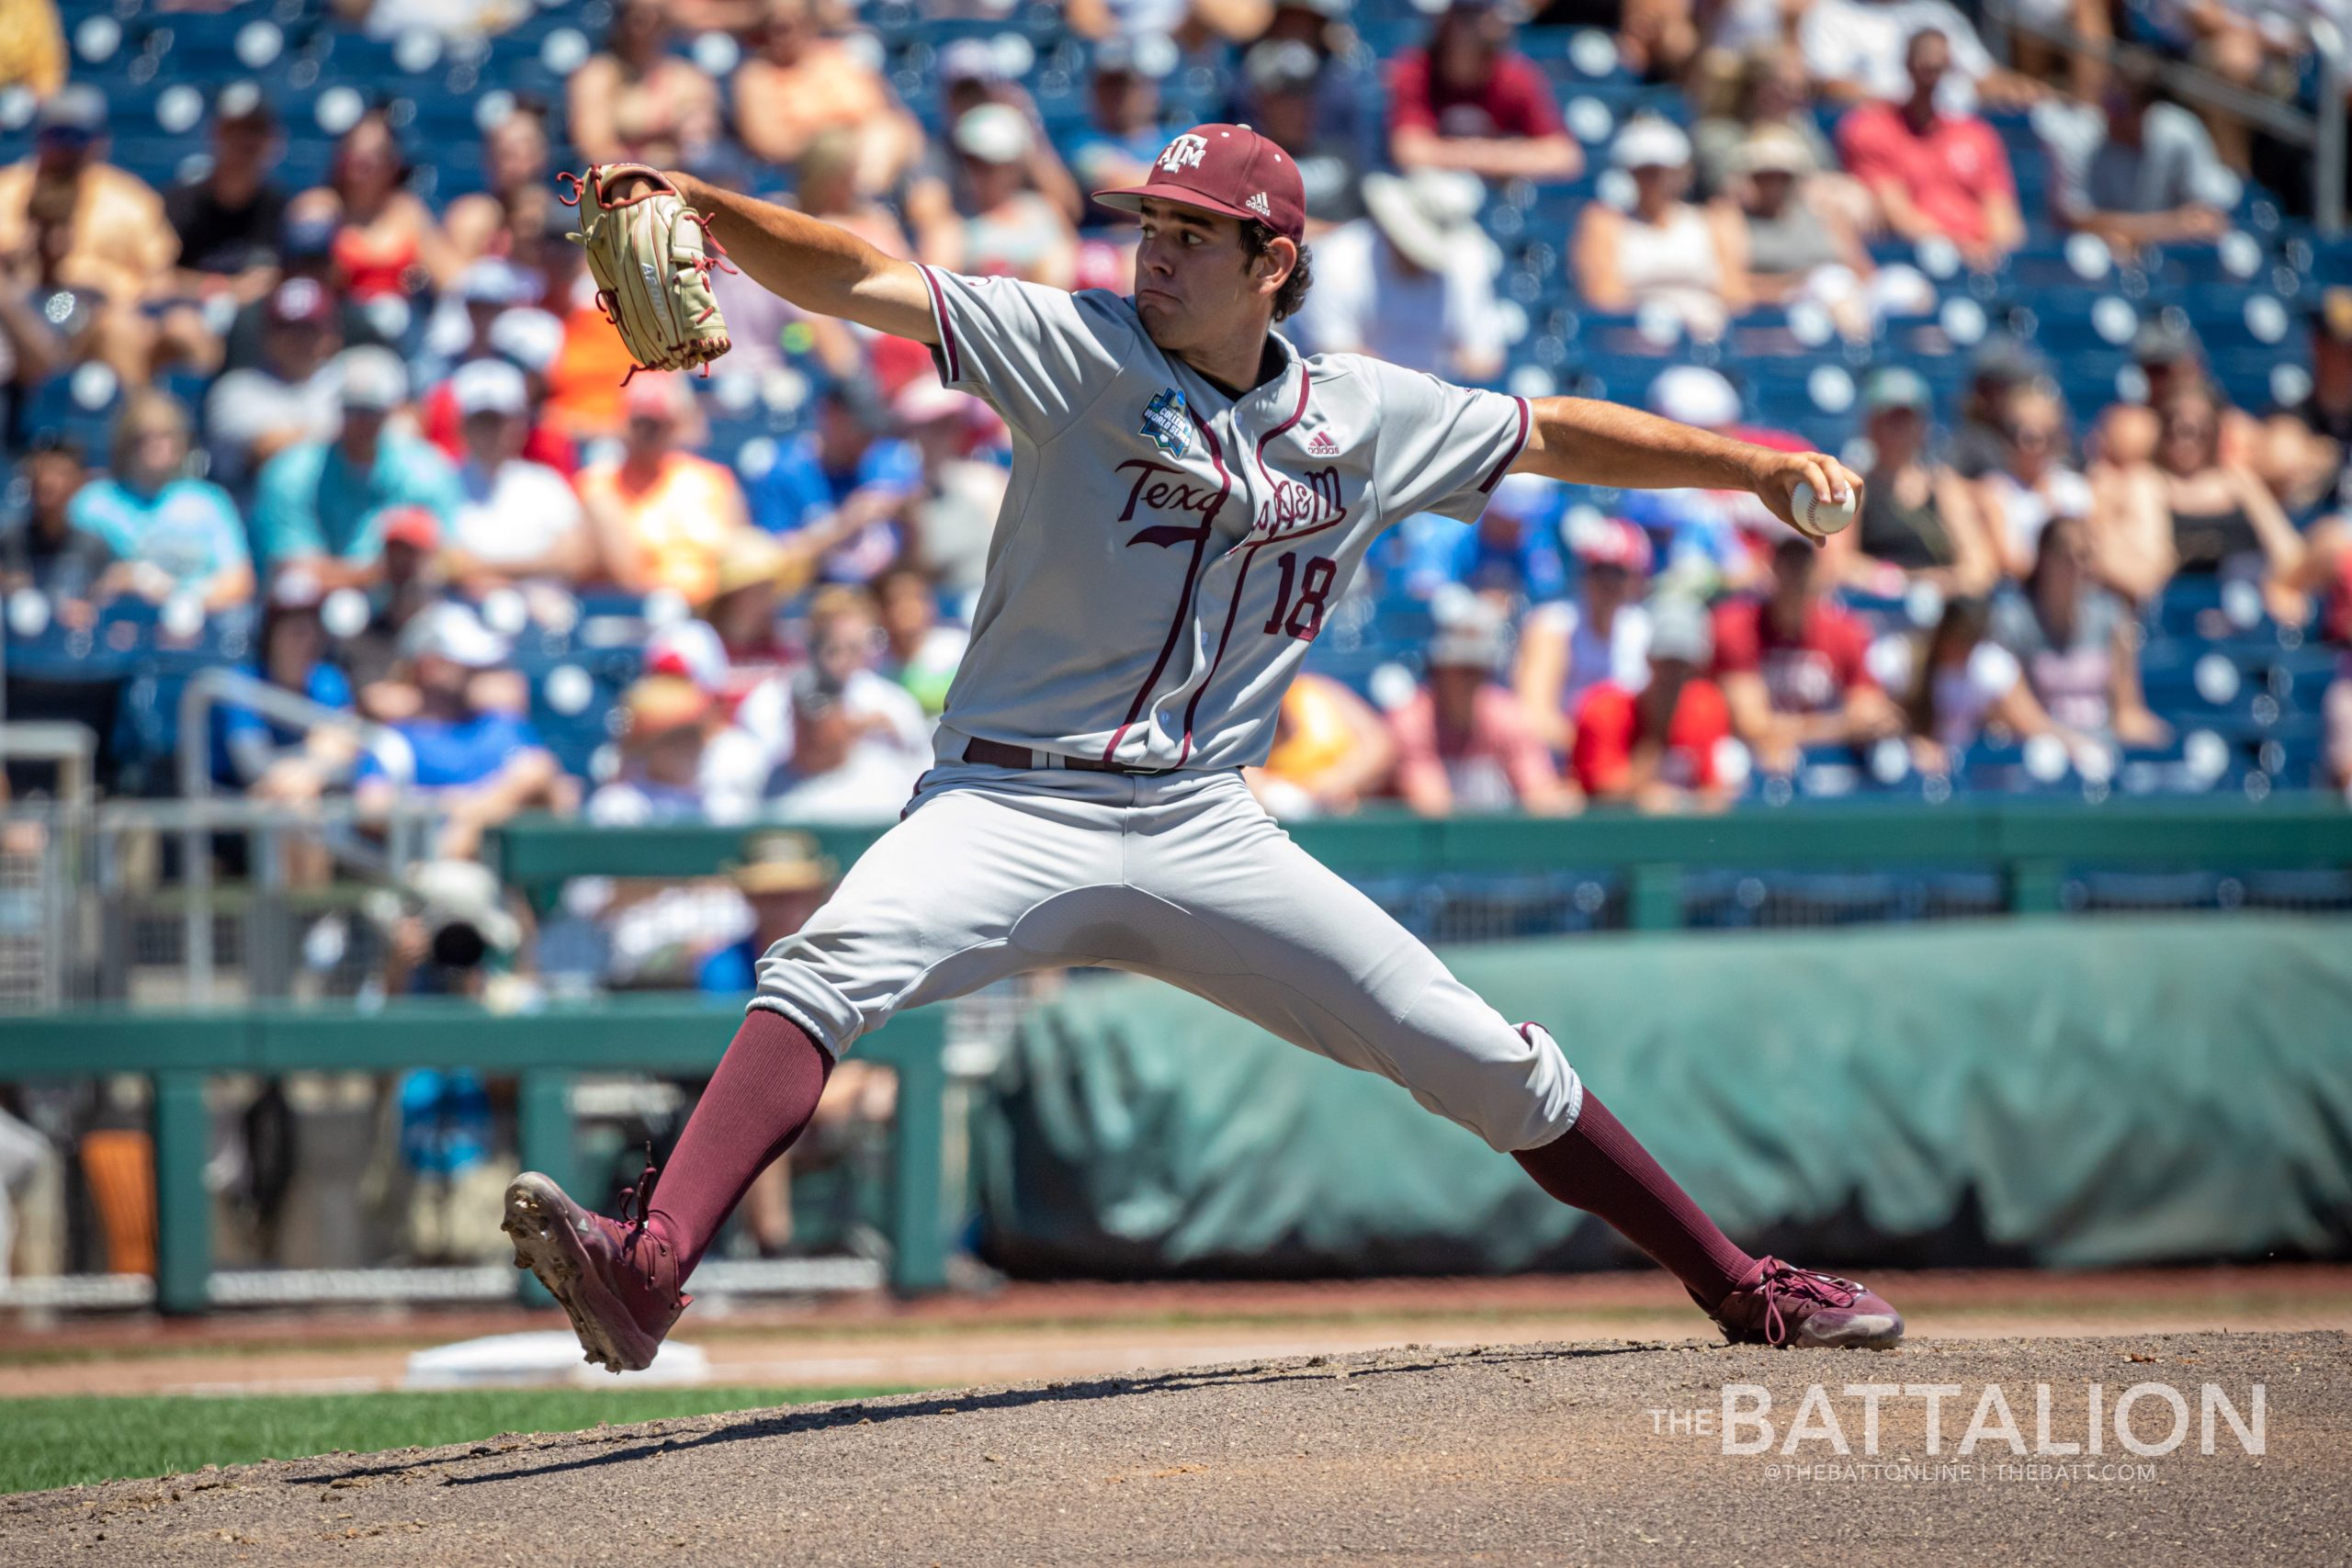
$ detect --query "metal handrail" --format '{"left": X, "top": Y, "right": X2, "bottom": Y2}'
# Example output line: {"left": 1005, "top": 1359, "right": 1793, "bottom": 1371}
{"left": 1985, "top": 0, "right": 2346, "bottom": 235}
{"left": 174, "top": 668, "right": 421, "bottom": 1003}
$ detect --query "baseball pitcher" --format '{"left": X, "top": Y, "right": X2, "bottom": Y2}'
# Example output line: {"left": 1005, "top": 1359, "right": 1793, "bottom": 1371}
{"left": 510, "top": 130, "right": 1898, "bottom": 1369}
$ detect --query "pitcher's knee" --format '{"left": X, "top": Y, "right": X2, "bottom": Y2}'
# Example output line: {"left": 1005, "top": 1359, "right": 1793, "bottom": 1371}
{"left": 749, "top": 934, "right": 870, "bottom": 1059}
{"left": 1391, "top": 985, "right": 1585, "bottom": 1153}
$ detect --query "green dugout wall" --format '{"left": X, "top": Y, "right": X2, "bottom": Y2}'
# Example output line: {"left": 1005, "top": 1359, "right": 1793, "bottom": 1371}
{"left": 974, "top": 916, "right": 2352, "bottom": 1277}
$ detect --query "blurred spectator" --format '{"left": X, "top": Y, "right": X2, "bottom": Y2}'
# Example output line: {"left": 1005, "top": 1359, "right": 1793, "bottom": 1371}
{"left": 588, "top": 675, "right": 742, "bottom": 825}
{"left": 445, "top": 360, "right": 596, "bottom": 593}
{"left": 1712, "top": 534, "right": 1902, "bottom": 774}
{"left": 1390, "top": 593, "right": 1578, "bottom": 816}
{"left": 288, "top": 108, "right": 457, "bottom": 300}
{"left": 694, "top": 829, "right": 840, "bottom": 993}
{"left": 1989, "top": 512, "right": 2169, "bottom": 746}
{"left": 2103, "top": 383, "right": 2305, "bottom": 618}
{"left": 70, "top": 390, "right": 254, "bottom": 614}
{"left": 1837, "top": 30, "right": 2024, "bottom": 272}
{"left": 1068, "top": 39, "right": 1172, "bottom": 195}
{"left": 1570, "top": 594, "right": 1736, "bottom": 813}
{"left": 1513, "top": 516, "right": 1655, "bottom": 752}
{"left": 340, "top": 507, "right": 447, "bottom": 697}
{"left": 795, "top": 126, "right": 915, "bottom": 261}
{"left": 416, "top": 257, "right": 535, "bottom": 388}
{"left": 1976, "top": 383, "right": 2095, "bottom": 582}
{"left": 534, "top": 199, "right": 639, "bottom": 436}
{"left": 1608, "top": 366, "right": 1796, "bottom": 590}
{"left": 2092, "top": 317, "right": 2228, "bottom": 470}
{"left": 578, "top": 373, "right": 753, "bottom": 603}
{"left": 2258, "top": 288, "right": 2352, "bottom": 514}
{"left": 1240, "top": 38, "right": 1365, "bottom": 228}
{"left": 421, "top": 304, "right": 578, "bottom": 475}
{"left": 444, "top": 102, "right": 553, "bottom": 265}
{"left": 221, "top": 211, "right": 388, "bottom": 373}
{"left": 566, "top": 0, "right": 723, "bottom": 173}
{"left": 1067, "top": 0, "right": 1265, "bottom": 45}
{"left": 353, "top": 601, "right": 574, "bottom": 860}
{"left": 1802, "top": 0, "right": 2039, "bottom": 111}
{"left": 1295, "top": 168, "right": 1504, "bottom": 380}
{"left": 0, "top": 436, "right": 108, "bottom": 608}
{"left": 2168, "top": 0, "right": 2303, "bottom": 170}
{"left": 765, "top": 585, "right": 933, "bottom": 820}
{"left": 2037, "top": 50, "right": 2238, "bottom": 256}
{"left": 205, "top": 277, "right": 344, "bottom": 491}
{"left": 1947, "top": 335, "right": 2047, "bottom": 481}
{"left": 875, "top": 562, "right": 969, "bottom": 719}
{"left": 1714, "top": 125, "right": 1929, "bottom": 342}
{"left": 1388, "top": 470, "right": 1566, "bottom": 604}
{"left": 1387, "top": 0, "right": 1583, "bottom": 183}
{"left": 749, "top": 383, "right": 922, "bottom": 585}
{"left": 212, "top": 571, "right": 360, "bottom": 839}
{"left": 732, "top": 0, "right": 914, "bottom": 182}
{"left": 1691, "top": 44, "right": 1842, "bottom": 202}
{"left": 1826, "top": 367, "right": 1997, "bottom": 595}
{"left": 1875, "top": 593, "right": 2073, "bottom": 776}
{"left": 948, "top": 105, "right": 1080, "bottom": 288}
{"left": 904, "top": 42, "right": 1084, "bottom": 265}
{"left": 0, "top": 0, "right": 62, "bottom": 100}
{"left": 1573, "top": 118, "right": 1743, "bottom": 342}
{"left": 164, "top": 83, "right": 287, "bottom": 308}
{"left": 1247, "top": 671, "right": 1396, "bottom": 817}
{"left": 1532, "top": 0, "right": 1695, "bottom": 79}
{"left": 0, "top": 85, "right": 178, "bottom": 381}
{"left": 890, "top": 378, "right": 1006, "bottom": 604}
{"left": 250, "top": 347, "right": 462, "bottom": 585}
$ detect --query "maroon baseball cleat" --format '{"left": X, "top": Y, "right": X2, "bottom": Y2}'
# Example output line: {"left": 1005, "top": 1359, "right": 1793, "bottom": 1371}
{"left": 1703, "top": 1257, "right": 1904, "bottom": 1348}
{"left": 503, "top": 1165, "right": 689, "bottom": 1373}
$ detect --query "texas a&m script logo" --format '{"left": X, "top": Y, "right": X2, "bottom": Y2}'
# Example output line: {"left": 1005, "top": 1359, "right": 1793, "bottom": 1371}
{"left": 1140, "top": 388, "right": 1192, "bottom": 458}
{"left": 1158, "top": 133, "right": 1209, "bottom": 174}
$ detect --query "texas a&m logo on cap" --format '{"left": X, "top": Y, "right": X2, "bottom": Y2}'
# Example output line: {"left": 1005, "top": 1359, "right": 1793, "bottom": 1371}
{"left": 1158, "top": 133, "right": 1209, "bottom": 174}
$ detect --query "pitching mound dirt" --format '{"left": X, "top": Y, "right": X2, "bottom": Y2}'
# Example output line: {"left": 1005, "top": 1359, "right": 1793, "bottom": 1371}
{"left": 6, "top": 1331, "right": 2345, "bottom": 1565}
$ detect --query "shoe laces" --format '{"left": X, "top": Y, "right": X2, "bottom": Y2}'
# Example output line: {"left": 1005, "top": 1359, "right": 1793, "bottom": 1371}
{"left": 1754, "top": 1258, "right": 1861, "bottom": 1347}
{"left": 616, "top": 1142, "right": 663, "bottom": 1248}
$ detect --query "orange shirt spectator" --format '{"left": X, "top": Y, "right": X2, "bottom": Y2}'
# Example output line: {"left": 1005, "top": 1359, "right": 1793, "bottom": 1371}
{"left": 578, "top": 376, "right": 752, "bottom": 604}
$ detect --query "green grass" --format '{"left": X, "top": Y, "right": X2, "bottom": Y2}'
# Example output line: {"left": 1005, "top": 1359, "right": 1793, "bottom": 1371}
{"left": 0, "top": 1385, "right": 909, "bottom": 1495}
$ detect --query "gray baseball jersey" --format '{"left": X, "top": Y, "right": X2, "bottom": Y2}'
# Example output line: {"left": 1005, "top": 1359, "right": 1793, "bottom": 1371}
{"left": 916, "top": 265, "right": 1532, "bottom": 773}
{"left": 748, "top": 270, "right": 1582, "bottom": 1156}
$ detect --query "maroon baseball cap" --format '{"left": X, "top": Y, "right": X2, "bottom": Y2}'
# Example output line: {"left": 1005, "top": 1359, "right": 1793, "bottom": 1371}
{"left": 1093, "top": 124, "right": 1306, "bottom": 244}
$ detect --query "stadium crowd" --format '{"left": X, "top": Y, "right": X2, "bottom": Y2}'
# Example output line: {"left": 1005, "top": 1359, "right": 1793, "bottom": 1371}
{"left": 0, "top": 0, "right": 2347, "bottom": 871}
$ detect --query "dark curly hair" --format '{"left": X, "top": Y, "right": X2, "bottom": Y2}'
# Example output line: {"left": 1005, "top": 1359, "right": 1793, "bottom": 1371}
{"left": 1241, "top": 220, "right": 1314, "bottom": 322}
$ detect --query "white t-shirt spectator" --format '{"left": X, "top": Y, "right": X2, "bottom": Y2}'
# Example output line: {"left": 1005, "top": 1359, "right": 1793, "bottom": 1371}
{"left": 2034, "top": 99, "right": 2242, "bottom": 221}
{"left": 452, "top": 457, "right": 586, "bottom": 571}
{"left": 1293, "top": 219, "right": 1507, "bottom": 380}
{"left": 765, "top": 669, "right": 933, "bottom": 822}
{"left": 1801, "top": 0, "right": 1995, "bottom": 113}
{"left": 1982, "top": 466, "right": 2092, "bottom": 570}
{"left": 204, "top": 365, "right": 342, "bottom": 489}
{"left": 1525, "top": 599, "right": 1654, "bottom": 707}
{"left": 1870, "top": 634, "right": 2022, "bottom": 749}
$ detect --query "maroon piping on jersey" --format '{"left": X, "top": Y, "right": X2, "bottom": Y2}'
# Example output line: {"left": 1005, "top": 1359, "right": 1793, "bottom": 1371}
{"left": 919, "top": 266, "right": 963, "bottom": 385}
{"left": 1176, "top": 370, "right": 1314, "bottom": 765}
{"left": 1479, "top": 396, "right": 1532, "bottom": 493}
{"left": 1102, "top": 405, "right": 1231, "bottom": 766}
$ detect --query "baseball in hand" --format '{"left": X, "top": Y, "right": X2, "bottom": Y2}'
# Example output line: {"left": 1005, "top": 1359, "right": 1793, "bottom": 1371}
{"left": 1791, "top": 478, "right": 1858, "bottom": 538}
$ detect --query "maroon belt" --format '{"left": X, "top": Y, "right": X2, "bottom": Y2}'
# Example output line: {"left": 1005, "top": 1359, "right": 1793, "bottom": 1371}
{"left": 962, "top": 737, "right": 1170, "bottom": 775}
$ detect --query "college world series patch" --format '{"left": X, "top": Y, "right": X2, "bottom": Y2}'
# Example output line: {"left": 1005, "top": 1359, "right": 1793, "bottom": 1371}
{"left": 1141, "top": 388, "right": 1191, "bottom": 458}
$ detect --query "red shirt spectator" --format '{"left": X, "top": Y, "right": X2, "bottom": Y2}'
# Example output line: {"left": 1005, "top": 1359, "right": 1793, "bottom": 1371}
{"left": 1712, "top": 594, "right": 1879, "bottom": 715}
{"left": 1835, "top": 29, "right": 2021, "bottom": 262}
{"left": 1572, "top": 678, "right": 1732, "bottom": 795}
{"left": 422, "top": 376, "right": 579, "bottom": 476}
{"left": 1385, "top": 4, "right": 1580, "bottom": 183}
{"left": 1388, "top": 48, "right": 1564, "bottom": 145}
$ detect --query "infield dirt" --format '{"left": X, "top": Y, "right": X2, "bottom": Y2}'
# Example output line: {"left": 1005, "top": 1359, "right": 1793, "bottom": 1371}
{"left": 5, "top": 1329, "right": 2344, "bottom": 1566}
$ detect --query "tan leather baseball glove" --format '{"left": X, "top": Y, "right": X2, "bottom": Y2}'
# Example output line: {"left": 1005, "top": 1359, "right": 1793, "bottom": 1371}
{"left": 558, "top": 164, "right": 735, "bottom": 378}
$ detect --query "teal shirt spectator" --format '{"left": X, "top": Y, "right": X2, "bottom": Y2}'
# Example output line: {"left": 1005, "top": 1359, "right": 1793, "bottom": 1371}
{"left": 250, "top": 433, "right": 460, "bottom": 571}
{"left": 68, "top": 476, "right": 249, "bottom": 593}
